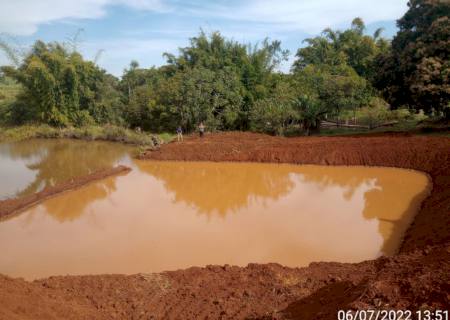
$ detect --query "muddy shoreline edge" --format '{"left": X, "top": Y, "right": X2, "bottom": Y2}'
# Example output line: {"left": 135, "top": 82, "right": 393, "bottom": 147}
{"left": 1, "top": 132, "right": 449, "bottom": 320}
{"left": 0, "top": 165, "right": 131, "bottom": 221}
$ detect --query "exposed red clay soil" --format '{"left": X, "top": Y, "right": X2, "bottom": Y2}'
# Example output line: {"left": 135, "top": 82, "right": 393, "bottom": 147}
{"left": 1, "top": 132, "right": 449, "bottom": 320}
{"left": 0, "top": 165, "right": 131, "bottom": 221}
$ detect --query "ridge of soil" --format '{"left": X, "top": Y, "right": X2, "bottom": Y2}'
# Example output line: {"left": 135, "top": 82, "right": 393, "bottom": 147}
{"left": 0, "top": 165, "right": 131, "bottom": 220}
{"left": 1, "top": 132, "right": 449, "bottom": 319}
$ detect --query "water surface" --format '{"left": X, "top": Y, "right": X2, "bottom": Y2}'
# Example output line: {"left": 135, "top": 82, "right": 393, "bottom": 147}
{"left": 0, "top": 140, "right": 431, "bottom": 280}
{"left": 0, "top": 139, "right": 131, "bottom": 200}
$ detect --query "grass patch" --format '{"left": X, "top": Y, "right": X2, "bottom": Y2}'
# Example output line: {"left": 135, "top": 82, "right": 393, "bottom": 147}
{"left": 316, "top": 120, "right": 450, "bottom": 137}
{"left": 0, "top": 124, "right": 175, "bottom": 146}
{"left": 158, "top": 132, "right": 176, "bottom": 143}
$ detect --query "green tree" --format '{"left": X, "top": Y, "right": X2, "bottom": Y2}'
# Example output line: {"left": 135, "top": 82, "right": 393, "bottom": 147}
{"left": 163, "top": 31, "right": 288, "bottom": 129}
{"left": 1, "top": 40, "right": 123, "bottom": 126}
{"left": 293, "top": 95, "right": 329, "bottom": 136}
{"left": 293, "top": 64, "right": 372, "bottom": 118}
{"left": 250, "top": 79, "right": 297, "bottom": 135}
{"left": 374, "top": 0, "right": 450, "bottom": 116}
{"left": 169, "top": 66, "right": 243, "bottom": 131}
{"left": 293, "top": 18, "right": 389, "bottom": 80}
{"left": 291, "top": 19, "right": 383, "bottom": 123}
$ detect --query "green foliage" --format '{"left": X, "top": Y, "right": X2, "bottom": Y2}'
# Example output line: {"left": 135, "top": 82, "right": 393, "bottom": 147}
{"left": 339, "top": 97, "right": 428, "bottom": 127}
{"left": 1, "top": 17, "right": 447, "bottom": 137}
{"left": 1, "top": 41, "right": 124, "bottom": 127}
{"left": 0, "top": 124, "right": 171, "bottom": 146}
{"left": 354, "top": 98, "right": 399, "bottom": 127}
{"left": 117, "top": 31, "right": 291, "bottom": 133}
{"left": 250, "top": 93, "right": 330, "bottom": 136}
{"left": 250, "top": 99, "right": 296, "bottom": 135}
{"left": 293, "top": 95, "right": 329, "bottom": 135}
{"left": 291, "top": 20, "right": 380, "bottom": 124}
{"left": 374, "top": 0, "right": 450, "bottom": 116}
{"left": 250, "top": 79, "right": 298, "bottom": 135}
{"left": 157, "top": 132, "right": 176, "bottom": 143}
{"left": 0, "top": 38, "right": 22, "bottom": 67}
{"left": 173, "top": 66, "right": 243, "bottom": 131}
{"left": 0, "top": 75, "right": 22, "bottom": 125}
{"left": 158, "top": 31, "right": 289, "bottom": 130}
{"left": 293, "top": 18, "right": 389, "bottom": 80}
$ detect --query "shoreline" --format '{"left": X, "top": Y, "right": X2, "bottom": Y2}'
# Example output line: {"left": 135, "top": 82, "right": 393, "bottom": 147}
{"left": 0, "top": 165, "right": 131, "bottom": 221}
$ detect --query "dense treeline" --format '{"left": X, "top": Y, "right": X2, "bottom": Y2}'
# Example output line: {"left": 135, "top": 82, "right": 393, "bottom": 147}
{"left": 374, "top": 0, "right": 450, "bottom": 117}
{"left": 1, "top": 41, "right": 122, "bottom": 127}
{"left": 0, "top": 0, "right": 448, "bottom": 135}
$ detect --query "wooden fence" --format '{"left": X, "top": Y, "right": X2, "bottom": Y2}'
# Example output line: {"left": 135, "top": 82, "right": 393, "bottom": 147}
{"left": 321, "top": 119, "right": 399, "bottom": 130}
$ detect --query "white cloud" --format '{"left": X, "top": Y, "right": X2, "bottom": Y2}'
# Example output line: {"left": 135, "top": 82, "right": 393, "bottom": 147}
{"left": 0, "top": 0, "right": 409, "bottom": 75}
{"left": 0, "top": 0, "right": 167, "bottom": 35}
{"left": 0, "top": 0, "right": 408, "bottom": 37}
{"left": 81, "top": 38, "right": 181, "bottom": 76}
{"left": 186, "top": 0, "right": 408, "bottom": 34}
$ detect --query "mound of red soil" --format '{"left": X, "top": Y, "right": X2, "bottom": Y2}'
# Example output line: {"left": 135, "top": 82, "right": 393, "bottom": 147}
{"left": 1, "top": 132, "right": 449, "bottom": 319}
{"left": 0, "top": 165, "right": 131, "bottom": 220}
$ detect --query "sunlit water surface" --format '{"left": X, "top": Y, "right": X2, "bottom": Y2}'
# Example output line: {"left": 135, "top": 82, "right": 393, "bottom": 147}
{"left": 0, "top": 139, "right": 431, "bottom": 280}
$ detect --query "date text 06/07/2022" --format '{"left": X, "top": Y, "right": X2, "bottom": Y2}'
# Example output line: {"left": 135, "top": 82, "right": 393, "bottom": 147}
{"left": 337, "top": 310, "right": 449, "bottom": 320}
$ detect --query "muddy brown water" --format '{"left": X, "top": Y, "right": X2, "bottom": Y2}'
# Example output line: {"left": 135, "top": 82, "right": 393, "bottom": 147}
{"left": 0, "top": 139, "right": 131, "bottom": 200}
{"left": 0, "top": 139, "right": 431, "bottom": 280}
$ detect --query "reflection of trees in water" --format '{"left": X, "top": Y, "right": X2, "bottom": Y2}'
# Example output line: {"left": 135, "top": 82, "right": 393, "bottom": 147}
{"left": 297, "top": 166, "right": 430, "bottom": 255}
{"left": 4, "top": 139, "right": 130, "bottom": 197}
{"left": 295, "top": 166, "right": 378, "bottom": 202}
{"left": 138, "top": 162, "right": 428, "bottom": 256}
{"left": 136, "top": 161, "right": 295, "bottom": 217}
{"left": 43, "top": 177, "right": 118, "bottom": 222}
{"left": 0, "top": 141, "right": 48, "bottom": 161}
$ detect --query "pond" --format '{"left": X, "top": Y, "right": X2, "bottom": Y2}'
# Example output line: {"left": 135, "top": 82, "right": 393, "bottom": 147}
{"left": 0, "top": 139, "right": 131, "bottom": 200}
{"left": 0, "top": 139, "right": 431, "bottom": 280}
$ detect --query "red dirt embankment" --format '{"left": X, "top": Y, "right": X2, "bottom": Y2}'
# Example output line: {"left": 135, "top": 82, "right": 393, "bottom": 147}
{"left": 1, "top": 133, "right": 449, "bottom": 320}
{"left": 0, "top": 165, "right": 131, "bottom": 220}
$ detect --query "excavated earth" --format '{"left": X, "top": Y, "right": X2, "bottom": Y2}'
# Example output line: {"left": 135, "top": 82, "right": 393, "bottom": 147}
{"left": 1, "top": 132, "right": 449, "bottom": 320}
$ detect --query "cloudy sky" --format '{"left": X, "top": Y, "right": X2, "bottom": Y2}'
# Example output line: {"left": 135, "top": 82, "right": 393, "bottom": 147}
{"left": 0, "top": 0, "right": 409, "bottom": 76}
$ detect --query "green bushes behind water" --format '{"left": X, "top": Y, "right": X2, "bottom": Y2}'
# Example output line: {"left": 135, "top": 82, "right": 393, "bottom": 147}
{"left": 0, "top": 125, "right": 175, "bottom": 146}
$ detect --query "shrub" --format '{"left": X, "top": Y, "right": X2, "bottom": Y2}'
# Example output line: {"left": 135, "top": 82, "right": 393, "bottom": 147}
{"left": 250, "top": 99, "right": 296, "bottom": 135}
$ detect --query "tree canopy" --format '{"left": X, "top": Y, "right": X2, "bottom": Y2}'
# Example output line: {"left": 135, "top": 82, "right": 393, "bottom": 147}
{"left": 374, "top": 0, "right": 450, "bottom": 116}
{"left": 1, "top": 41, "right": 122, "bottom": 126}
{"left": 1, "top": 6, "right": 448, "bottom": 134}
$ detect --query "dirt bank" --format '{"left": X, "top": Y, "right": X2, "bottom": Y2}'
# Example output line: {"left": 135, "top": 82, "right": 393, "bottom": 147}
{"left": 0, "top": 165, "right": 131, "bottom": 220}
{"left": 1, "top": 244, "right": 448, "bottom": 320}
{"left": 1, "top": 132, "right": 449, "bottom": 319}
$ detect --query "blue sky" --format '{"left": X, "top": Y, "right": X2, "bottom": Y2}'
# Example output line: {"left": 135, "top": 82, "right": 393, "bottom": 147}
{"left": 0, "top": 0, "right": 409, "bottom": 76}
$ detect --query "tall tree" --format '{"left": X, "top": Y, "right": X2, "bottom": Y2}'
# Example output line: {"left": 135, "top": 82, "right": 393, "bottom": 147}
{"left": 293, "top": 18, "right": 389, "bottom": 80}
{"left": 1, "top": 41, "right": 123, "bottom": 126}
{"left": 163, "top": 31, "right": 288, "bottom": 129}
{"left": 374, "top": 0, "right": 450, "bottom": 116}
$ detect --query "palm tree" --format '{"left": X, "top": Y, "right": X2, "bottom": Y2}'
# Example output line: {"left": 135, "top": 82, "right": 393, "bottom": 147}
{"left": 293, "top": 95, "right": 329, "bottom": 136}
{"left": 0, "top": 38, "right": 21, "bottom": 67}
{"left": 373, "top": 28, "right": 384, "bottom": 40}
